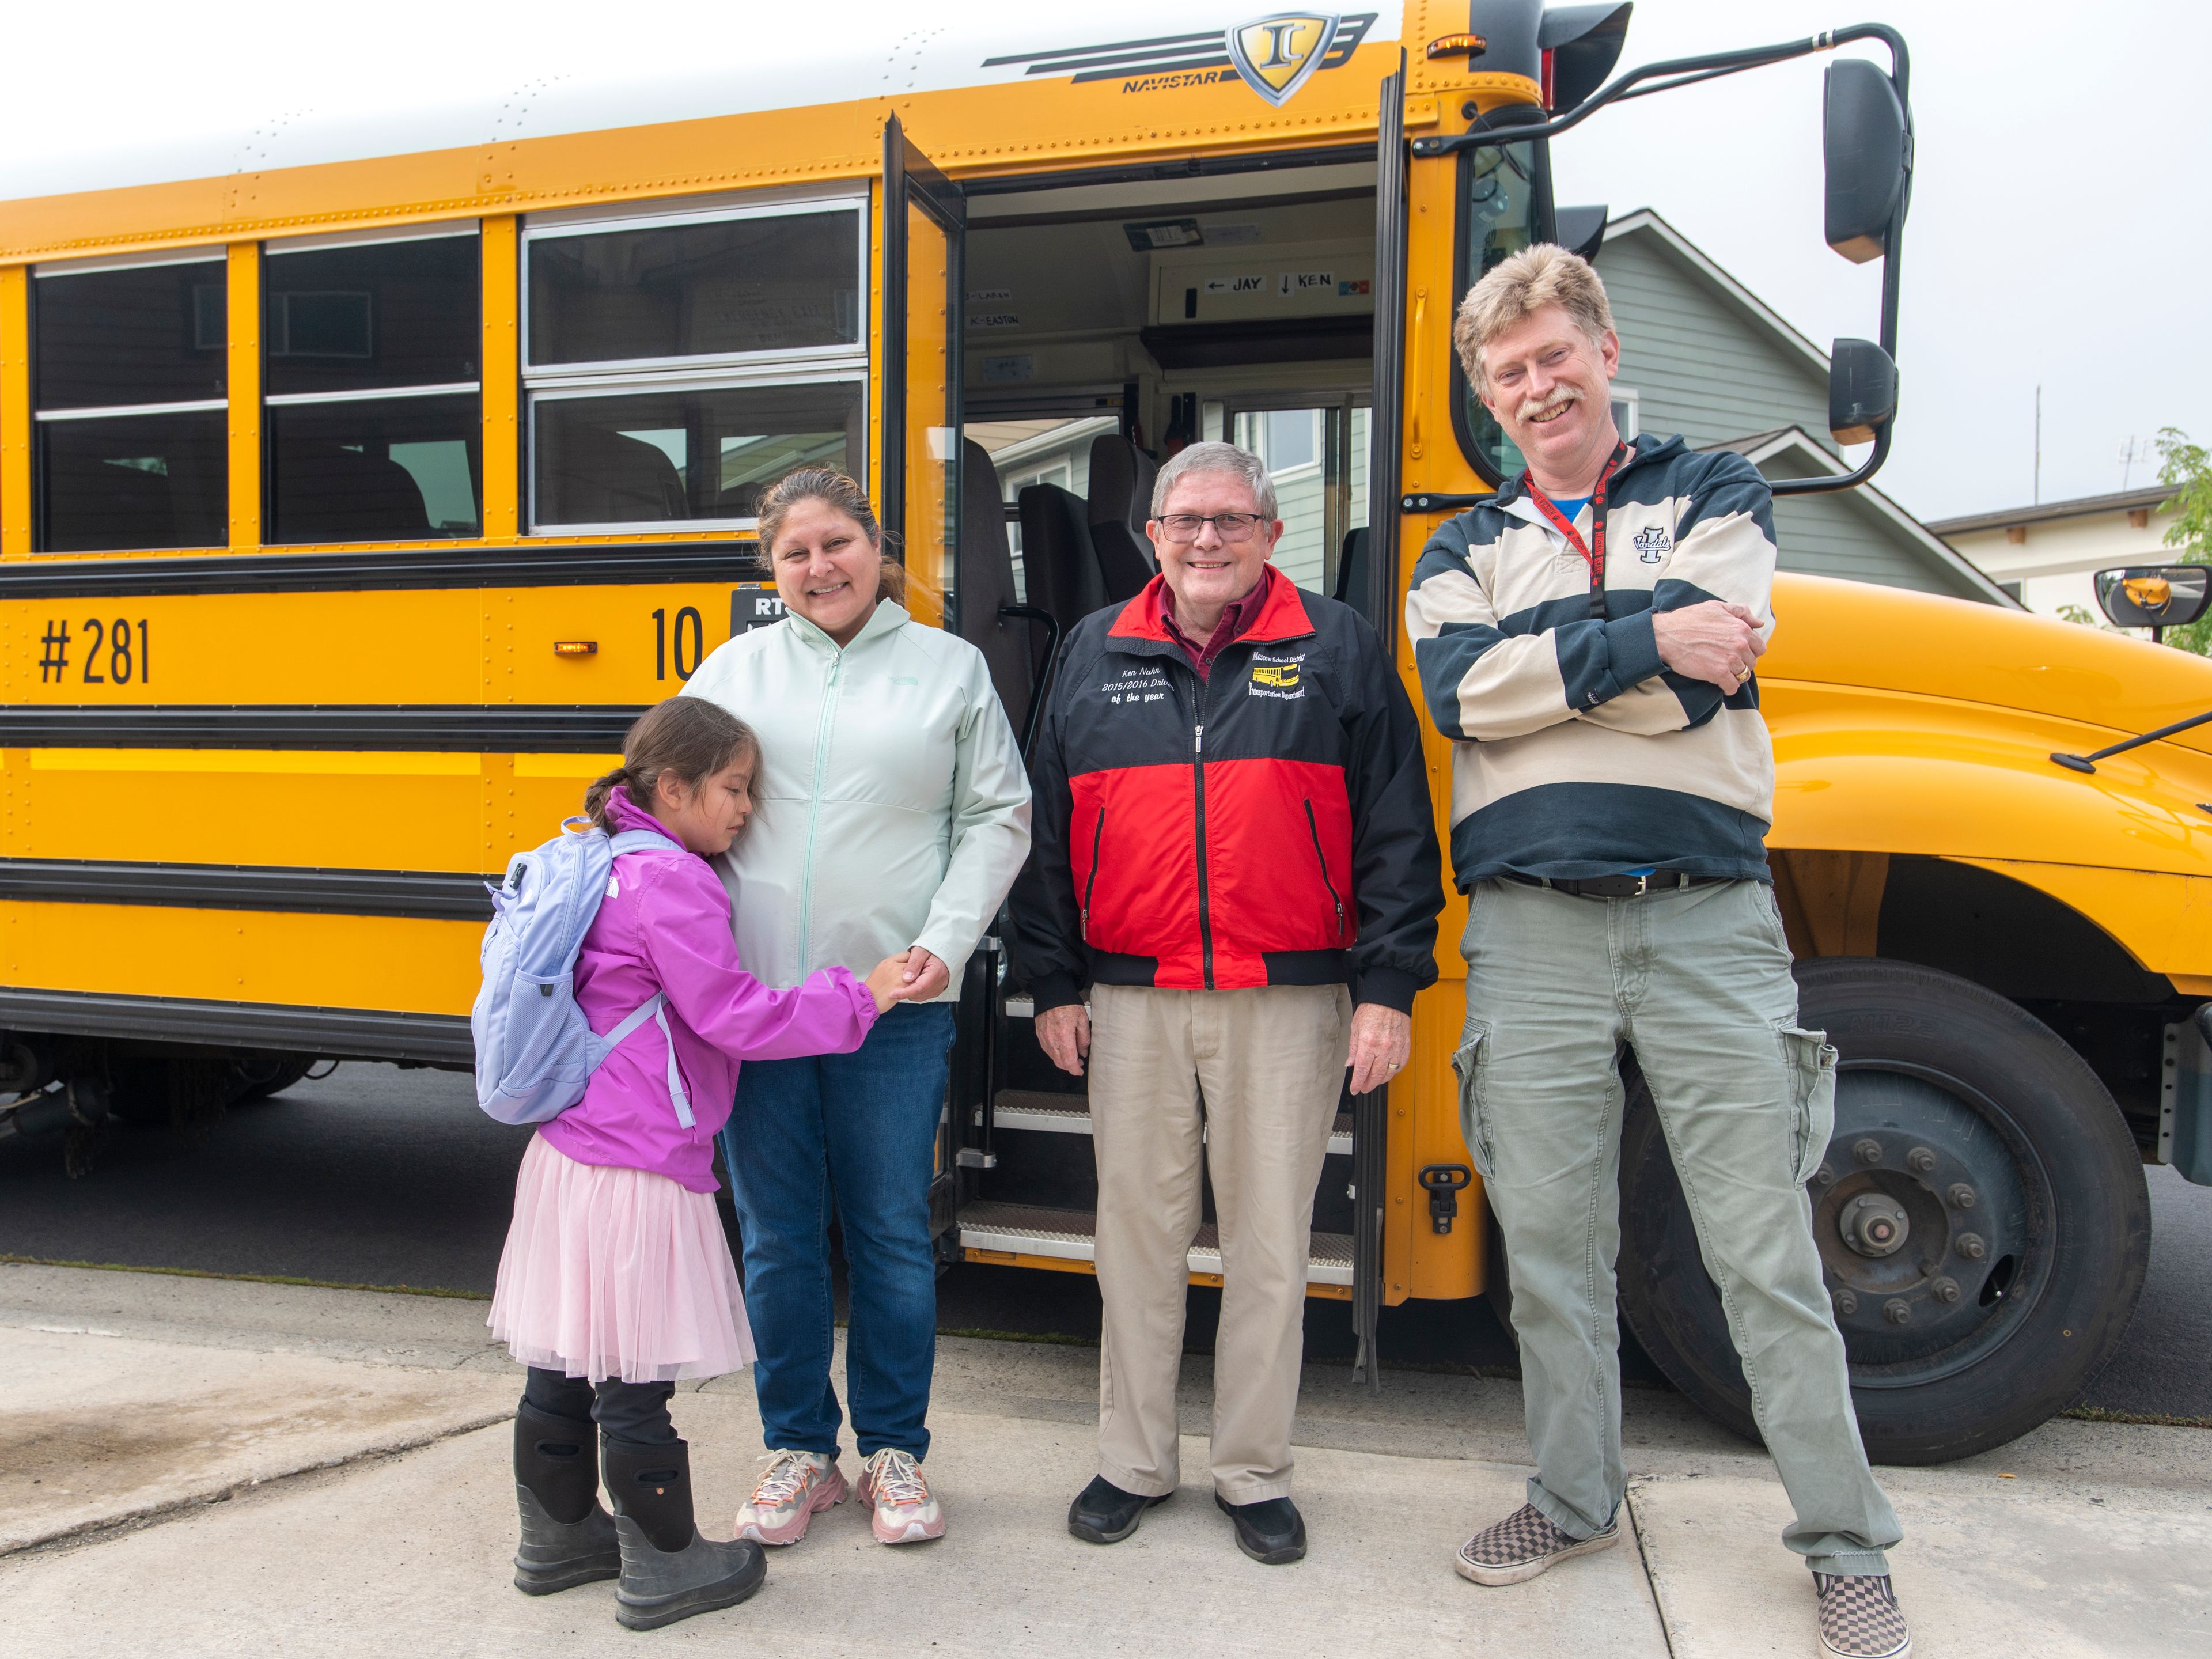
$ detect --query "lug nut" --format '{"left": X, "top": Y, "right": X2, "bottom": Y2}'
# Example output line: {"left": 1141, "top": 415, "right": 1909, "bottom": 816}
{"left": 1931, "top": 1276, "right": 1961, "bottom": 1303}
{"left": 1884, "top": 1298, "right": 1912, "bottom": 1325}
{"left": 1956, "top": 1232, "right": 1986, "bottom": 1260}
{"left": 1814, "top": 1163, "right": 1835, "bottom": 1186}
{"left": 1832, "top": 1289, "right": 1859, "bottom": 1316}
{"left": 1907, "top": 1146, "right": 1937, "bottom": 1173}
{"left": 1948, "top": 1183, "right": 1977, "bottom": 1210}
{"left": 1854, "top": 1138, "right": 1885, "bottom": 1165}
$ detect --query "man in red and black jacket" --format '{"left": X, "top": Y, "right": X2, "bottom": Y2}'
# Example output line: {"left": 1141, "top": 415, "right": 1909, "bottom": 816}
{"left": 1007, "top": 441, "right": 1442, "bottom": 1567}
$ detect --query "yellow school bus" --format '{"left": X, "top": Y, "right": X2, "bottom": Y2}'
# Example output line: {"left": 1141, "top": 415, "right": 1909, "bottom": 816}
{"left": 2, "top": 2, "right": 2206, "bottom": 1463}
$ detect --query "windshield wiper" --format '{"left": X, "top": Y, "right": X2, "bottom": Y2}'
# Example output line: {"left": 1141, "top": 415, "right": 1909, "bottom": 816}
{"left": 2050, "top": 708, "right": 2212, "bottom": 774}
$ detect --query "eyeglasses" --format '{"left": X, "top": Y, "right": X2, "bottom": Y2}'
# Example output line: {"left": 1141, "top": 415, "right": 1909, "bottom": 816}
{"left": 1155, "top": 512, "right": 1267, "bottom": 543}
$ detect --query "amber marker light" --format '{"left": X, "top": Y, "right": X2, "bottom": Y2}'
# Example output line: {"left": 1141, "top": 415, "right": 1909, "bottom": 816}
{"left": 554, "top": 641, "right": 598, "bottom": 656}
{"left": 1426, "top": 32, "right": 1487, "bottom": 59}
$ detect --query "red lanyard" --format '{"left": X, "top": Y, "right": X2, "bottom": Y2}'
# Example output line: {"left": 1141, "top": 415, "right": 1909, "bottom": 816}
{"left": 1521, "top": 443, "right": 1628, "bottom": 618}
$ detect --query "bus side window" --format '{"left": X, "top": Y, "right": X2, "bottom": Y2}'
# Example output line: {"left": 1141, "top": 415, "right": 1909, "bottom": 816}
{"left": 263, "top": 229, "right": 483, "bottom": 544}
{"left": 521, "top": 203, "right": 869, "bottom": 534}
{"left": 33, "top": 257, "right": 230, "bottom": 554}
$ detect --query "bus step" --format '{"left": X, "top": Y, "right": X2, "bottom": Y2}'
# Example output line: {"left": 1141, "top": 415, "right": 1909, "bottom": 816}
{"left": 991, "top": 1089, "right": 1351, "bottom": 1156}
{"left": 956, "top": 1200, "right": 1354, "bottom": 1289}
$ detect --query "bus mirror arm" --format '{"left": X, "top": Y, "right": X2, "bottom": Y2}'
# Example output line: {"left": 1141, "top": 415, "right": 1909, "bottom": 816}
{"left": 2049, "top": 708, "right": 2212, "bottom": 775}
{"left": 1411, "top": 25, "right": 1914, "bottom": 501}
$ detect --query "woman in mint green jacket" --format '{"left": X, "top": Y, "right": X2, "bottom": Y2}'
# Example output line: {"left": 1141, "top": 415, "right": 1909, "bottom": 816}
{"left": 681, "top": 468, "right": 1031, "bottom": 1551}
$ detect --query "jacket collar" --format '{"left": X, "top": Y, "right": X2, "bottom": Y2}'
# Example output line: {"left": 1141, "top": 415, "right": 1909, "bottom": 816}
{"left": 1105, "top": 567, "right": 1314, "bottom": 653}
{"left": 603, "top": 785, "right": 665, "bottom": 838}
{"left": 1487, "top": 430, "right": 1683, "bottom": 516}
{"left": 784, "top": 597, "right": 910, "bottom": 656}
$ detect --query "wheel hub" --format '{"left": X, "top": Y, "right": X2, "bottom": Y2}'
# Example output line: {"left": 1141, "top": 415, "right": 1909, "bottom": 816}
{"left": 1808, "top": 1072, "right": 2033, "bottom": 1376}
{"left": 1838, "top": 1192, "right": 1910, "bottom": 1257}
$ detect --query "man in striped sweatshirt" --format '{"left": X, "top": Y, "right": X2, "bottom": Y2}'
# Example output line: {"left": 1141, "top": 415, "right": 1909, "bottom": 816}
{"left": 1404, "top": 245, "right": 1908, "bottom": 1659}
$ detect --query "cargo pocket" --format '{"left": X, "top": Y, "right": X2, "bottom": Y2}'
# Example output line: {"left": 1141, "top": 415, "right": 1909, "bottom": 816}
{"left": 1452, "top": 1024, "right": 1495, "bottom": 1181}
{"left": 1777, "top": 1024, "right": 1838, "bottom": 1186}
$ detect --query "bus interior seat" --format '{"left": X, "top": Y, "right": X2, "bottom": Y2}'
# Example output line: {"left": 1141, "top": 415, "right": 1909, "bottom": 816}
{"left": 272, "top": 442, "right": 432, "bottom": 541}
{"left": 1018, "top": 481, "right": 1109, "bottom": 646}
{"left": 1084, "top": 434, "right": 1157, "bottom": 601}
{"left": 1334, "top": 525, "right": 1369, "bottom": 613}
{"left": 956, "top": 438, "right": 1034, "bottom": 738}
{"left": 46, "top": 453, "right": 174, "bottom": 551}
{"left": 550, "top": 427, "right": 687, "bottom": 524}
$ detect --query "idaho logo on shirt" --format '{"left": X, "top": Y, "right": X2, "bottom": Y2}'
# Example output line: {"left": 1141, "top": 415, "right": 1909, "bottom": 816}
{"left": 1633, "top": 526, "right": 1673, "bottom": 563}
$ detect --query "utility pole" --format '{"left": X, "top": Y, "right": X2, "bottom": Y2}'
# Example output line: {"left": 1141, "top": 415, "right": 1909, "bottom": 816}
{"left": 2033, "top": 385, "right": 2041, "bottom": 505}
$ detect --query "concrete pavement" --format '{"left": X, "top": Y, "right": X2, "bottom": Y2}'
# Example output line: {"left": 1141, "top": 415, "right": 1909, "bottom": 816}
{"left": 2, "top": 1262, "right": 2206, "bottom": 1657}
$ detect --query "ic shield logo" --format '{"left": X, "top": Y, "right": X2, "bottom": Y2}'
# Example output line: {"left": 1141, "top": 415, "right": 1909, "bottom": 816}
{"left": 1228, "top": 14, "right": 1339, "bottom": 107}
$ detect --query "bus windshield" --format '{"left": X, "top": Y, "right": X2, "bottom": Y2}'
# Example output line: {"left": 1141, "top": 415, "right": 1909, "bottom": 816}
{"left": 1459, "top": 139, "right": 1544, "bottom": 484}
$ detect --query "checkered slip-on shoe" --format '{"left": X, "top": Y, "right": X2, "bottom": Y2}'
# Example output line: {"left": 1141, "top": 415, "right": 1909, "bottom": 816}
{"left": 1453, "top": 1502, "right": 1619, "bottom": 1586}
{"left": 1815, "top": 1572, "right": 1911, "bottom": 1659}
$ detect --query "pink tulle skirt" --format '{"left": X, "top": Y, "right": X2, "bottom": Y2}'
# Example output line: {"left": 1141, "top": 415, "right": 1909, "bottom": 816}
{"left": 488, "top": 1132, "right": 754, "bottom": 1383}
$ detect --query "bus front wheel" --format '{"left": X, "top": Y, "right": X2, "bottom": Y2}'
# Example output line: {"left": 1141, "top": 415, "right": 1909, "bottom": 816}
{"left": 1618, "top": 957, "right": 2150, "bottom": 1465}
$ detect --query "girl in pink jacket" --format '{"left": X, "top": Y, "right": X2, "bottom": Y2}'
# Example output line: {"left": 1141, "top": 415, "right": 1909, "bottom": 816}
{"left": 488, "top": 696, "right": 911, "bottom": 1631}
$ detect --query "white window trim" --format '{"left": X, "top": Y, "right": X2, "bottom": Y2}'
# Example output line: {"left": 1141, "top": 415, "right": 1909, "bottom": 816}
{"left": 33, "top": 248, "right": 225, "bottom": 278}
{"left": 1610, "top": 387, "right": 1641, "bottom": 440}
{"left": 265, "top": 221, "right": 480, "bottom": 256}
{"left": 265, "top": 381, "right": 480, "bottom": 408}
{"left": 35, "top": 397, "right": 226, "bottom": 422}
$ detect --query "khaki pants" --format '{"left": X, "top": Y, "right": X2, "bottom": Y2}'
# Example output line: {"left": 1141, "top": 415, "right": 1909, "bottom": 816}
{"left": 1088, "top": 982, "right": 1351, "bottom": 1503}
{"left": 1459, "top": 877, "right": 1900, "bottom": 1574}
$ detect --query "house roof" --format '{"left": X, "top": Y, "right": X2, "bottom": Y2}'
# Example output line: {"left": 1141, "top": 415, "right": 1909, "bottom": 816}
{"left": 1706, "top": 427, "right": 2021, "bottom": 608}
{"left": 1925, "top": 485, "right": 2172, "bottom": 537}
{"left": 1601, "top": 210, "right": 1834, "bottom": 381}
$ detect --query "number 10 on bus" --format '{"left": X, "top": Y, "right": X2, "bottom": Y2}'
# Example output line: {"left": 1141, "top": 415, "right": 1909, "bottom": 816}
{"left": 652, "top": 607, "right": 703, "bottom": 681}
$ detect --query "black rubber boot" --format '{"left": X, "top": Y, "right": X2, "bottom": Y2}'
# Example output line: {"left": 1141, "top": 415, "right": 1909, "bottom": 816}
{"left": 603, "top": 1437, "right": 767, "bottom": 1631}
{"left": 512, "top": 1402, "right": 622, "bottom": 1595}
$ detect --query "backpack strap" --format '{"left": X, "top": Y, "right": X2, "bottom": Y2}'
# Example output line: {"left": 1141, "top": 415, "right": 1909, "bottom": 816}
{"left": 600, "top": 991, "right": 697, "bottom": 1130}
{"left": 608, "top": 828, "right": 685, "bottom": 857}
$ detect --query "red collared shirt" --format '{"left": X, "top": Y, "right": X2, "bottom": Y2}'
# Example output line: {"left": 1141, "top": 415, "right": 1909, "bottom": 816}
{"left": 1158, "top": 564, "right": 1278, "bottom": 680}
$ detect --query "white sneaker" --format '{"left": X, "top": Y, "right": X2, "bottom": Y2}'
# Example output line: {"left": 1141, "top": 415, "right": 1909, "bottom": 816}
{"left": 857, "top": 1447, "right": 944, "bottom": 1544}
{"left": 733, "top": 1449, "right": 847, "bottom": 1546}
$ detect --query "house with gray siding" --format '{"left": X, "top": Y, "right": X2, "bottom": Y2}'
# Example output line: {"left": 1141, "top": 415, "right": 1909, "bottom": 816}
{"left": 1600, "top": 210, "right": 2008, "bottom": 604}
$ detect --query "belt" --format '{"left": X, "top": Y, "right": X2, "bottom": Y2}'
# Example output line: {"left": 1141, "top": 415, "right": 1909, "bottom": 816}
{"left": 1502, "top": 871, "right": 1732, "bottom": 900}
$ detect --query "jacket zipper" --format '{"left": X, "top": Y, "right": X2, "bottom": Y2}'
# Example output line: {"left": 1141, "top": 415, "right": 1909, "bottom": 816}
{"left": 794, "top": 650, "right": 842, "bottom": 971}
{"left": 1081, "top": 808, "right": 1105, "bottom": 941}
{"left": 1189, "top": 673, "right": 1214, "bottom": 989}
{"left": 1303, "top": 799, "right": 1346, "bottom": 941}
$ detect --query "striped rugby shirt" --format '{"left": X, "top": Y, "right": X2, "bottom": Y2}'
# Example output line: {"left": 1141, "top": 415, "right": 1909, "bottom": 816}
{"left": 1404, "top": 433, "right": 1777, "bottom": 889}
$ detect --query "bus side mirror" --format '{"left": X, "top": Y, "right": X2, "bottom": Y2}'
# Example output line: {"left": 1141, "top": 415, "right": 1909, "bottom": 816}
{"left": 1828, "top": 338, "right": 1898, "bottom": 445}
{"left": 2096, "top": 566, "right": 2211, "bottom": 632}
{"left": 1823, "top": 57, "right": 1909, "bottom": 264}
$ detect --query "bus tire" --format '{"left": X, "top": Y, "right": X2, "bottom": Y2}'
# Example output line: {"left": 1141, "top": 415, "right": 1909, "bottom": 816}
{"left": 1618, "top": 956, "right": 2150, "bottom": 1466}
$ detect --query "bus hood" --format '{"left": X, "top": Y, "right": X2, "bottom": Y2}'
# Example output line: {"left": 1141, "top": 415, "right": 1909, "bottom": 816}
{"left": 1764, "top": 573, "right": 2212, "bottom": 759}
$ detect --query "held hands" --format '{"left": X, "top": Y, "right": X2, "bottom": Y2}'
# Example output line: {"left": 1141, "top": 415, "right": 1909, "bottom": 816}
{"left": 1346, "top": 1003, "right": 1412, "bottom": 1096}
{"left": 864, "top": 952, "right": 918, "bottom": 1014}
{"left": 1651, "top": 600, "right": 1767, "bottom": 694}
{"left": 1036, "top": 1003, "right": 1092, "bottom": 1077}
{"left": 862, "top": 945, "right": 952, "bottom": 1014}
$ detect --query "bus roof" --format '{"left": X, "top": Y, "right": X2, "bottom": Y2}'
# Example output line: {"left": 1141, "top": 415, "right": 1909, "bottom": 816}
{"left": 3, "top": 4, "right": 1407, "bottom": 210}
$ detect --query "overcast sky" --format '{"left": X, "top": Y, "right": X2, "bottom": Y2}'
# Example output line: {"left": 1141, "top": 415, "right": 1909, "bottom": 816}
{"left": 7, "top": 0, "right": 2203, "bottom": 523}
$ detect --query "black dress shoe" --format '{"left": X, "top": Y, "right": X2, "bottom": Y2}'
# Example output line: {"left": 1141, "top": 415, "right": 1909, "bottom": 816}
{"left": 1067, "top": 1475, "right": 1169, "bottom": 1544}
{"left": 1215, "top": 1493, "right": 1306, "bottom": 1565}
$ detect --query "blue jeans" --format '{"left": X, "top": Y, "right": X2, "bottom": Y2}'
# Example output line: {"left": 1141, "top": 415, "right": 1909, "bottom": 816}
{"left": 716, "top": 1000, "right": 955, "bottom": 1461}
